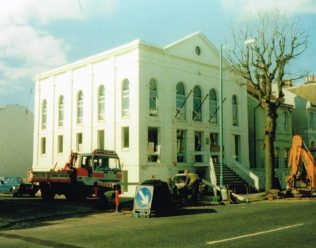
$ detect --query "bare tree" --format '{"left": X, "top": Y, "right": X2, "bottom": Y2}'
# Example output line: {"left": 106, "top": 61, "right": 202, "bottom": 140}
{"left": 226, "top": 11, "right": 308, "bottom": 191}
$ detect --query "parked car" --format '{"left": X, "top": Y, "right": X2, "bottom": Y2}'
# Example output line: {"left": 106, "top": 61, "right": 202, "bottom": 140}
{"left": 0, "top": 176, "right": 39, "bottom": 197}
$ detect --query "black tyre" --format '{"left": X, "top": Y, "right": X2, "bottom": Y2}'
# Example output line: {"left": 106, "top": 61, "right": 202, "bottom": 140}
{"left": 40, "top": 184, "right": 55, "bottom": 200}
{"left": 10, "top": 188, "right": 17, "bottom": 197}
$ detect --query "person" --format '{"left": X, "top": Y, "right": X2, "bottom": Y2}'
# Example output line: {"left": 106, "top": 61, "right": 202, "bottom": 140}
{"left": 184, "top": 169, "right": 200, "bottom": 204}
{"left": 167, "top": 177, "right": 178, "bottom": 200}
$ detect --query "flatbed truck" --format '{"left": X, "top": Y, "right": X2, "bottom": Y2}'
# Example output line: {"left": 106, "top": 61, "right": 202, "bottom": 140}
{"left": 30, "top": 149, "right": 122, "bottom": 203}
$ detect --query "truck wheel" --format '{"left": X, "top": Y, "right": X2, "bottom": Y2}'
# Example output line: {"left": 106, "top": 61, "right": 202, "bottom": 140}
{"left": 65, "top": 185, "right": 86, "bottom": 201}
{"left": 40, "top": 186, "right": 55, "bottom": 200}
{"left": 11, "top": 188, "right": 17, "bottom": 197}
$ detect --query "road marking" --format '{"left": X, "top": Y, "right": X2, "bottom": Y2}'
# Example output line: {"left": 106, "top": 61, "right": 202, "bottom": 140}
{"left": 206, "top": 223, "right": 304, "bottom": 245}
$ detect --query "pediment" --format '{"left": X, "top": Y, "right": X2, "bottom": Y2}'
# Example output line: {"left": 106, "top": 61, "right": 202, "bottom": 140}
{"left": 164, "top": 32, "right": 220, "bottom": 67}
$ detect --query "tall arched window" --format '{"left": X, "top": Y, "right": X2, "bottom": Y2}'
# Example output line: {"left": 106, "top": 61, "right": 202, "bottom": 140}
{"left": 149, "top": 79, "right": 158, "bottom": 116}
{"left": 77, "top": 91, "right": 83, "bottom": 124}
{"left": 41, "top": 99, "right": 47, "bottom": 129}
{"left": 232, "top": 95, "right": 238, "bottom": 126}
{"left": 283, "top": 112, "right": 288, "bottom": 132}
{"left": 98, "top": 85, "right": 105, "bottom": 121}
{"left": 176, "top": 82, "right": 186, "bottom": 120}
{"left": 122, "top": 79, "right": 129, "bottom": 117}
{"left": 209, "top": 89, "right": 217, "bottom": 123}
{"left": 193, "top": 86, "right": 202, "bottom": 121}
{"left": 58, "top": 96, "right": 64, "bottom": 127}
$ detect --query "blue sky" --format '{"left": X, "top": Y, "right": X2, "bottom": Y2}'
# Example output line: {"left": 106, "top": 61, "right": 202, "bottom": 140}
{"left": 0, "top": 0, "right": 316, "bottom": 111}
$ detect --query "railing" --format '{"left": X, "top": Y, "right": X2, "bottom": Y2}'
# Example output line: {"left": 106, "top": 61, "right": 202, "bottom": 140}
{"left": 226, "top": 158, "right": 260, "bottom": 190}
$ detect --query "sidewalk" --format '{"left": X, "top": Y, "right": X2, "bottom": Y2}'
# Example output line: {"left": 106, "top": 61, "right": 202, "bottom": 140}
{"left": 239, "top": 192, "right": 266, "bottom": 202}
{"left": 199, "top": 192, "right": 267, "bottom": 205}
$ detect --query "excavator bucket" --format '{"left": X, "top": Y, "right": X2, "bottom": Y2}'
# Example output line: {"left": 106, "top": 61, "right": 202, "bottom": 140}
{"left": 287, "top": 135, "right": 316, "bottom": 192}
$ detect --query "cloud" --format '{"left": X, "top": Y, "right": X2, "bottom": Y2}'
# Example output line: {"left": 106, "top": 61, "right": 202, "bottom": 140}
{"left": 219, "top": 0, "right": 316, "bottom": 16}
{"left": 0, "top": 24, "right": 69, "bottom": 94}
{"left": 0, "top": 0, "right": 119, "bottom": 98}
{"left": 0, "top": 0, "right": 119, "bottom": 24}
{"left": 0, "top": 25, "right": 68, "bottom": 66}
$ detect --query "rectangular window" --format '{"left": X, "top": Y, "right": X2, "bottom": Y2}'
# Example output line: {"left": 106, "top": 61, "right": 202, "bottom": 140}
{"left": 194, "top": 131, "right": 203, "bottom": 162}
{"left": 283, "top": 113, "right": 288, "bottom": 132}
{"left": 41, "top": 137, "right": 46, "bottom": 155}
{"left": 122, "top": 127, "right": 129, "bottom": 148}
{"left": 177, "top": 130, "right": 186, "bottom": 162}
{"left": 310, "top": 112, "right": 316, "bottom": 129}
{"left": 233, "top": 135, "right": 241, "bottom": 162}
{"left": 76, "top": 133, "right": 83, "bottom": 152}
{"left": 274, "top": 148, "right": 279, "bottom": 168}
{"left": 57, "top": 135, "right": 63, "bottom": 154}
{"left": 283, "top": 148, "right": 289, "bottom": 168}
{"left": 209, "top": 133, "right": 219, "bottom": 152}
{"left": 148, "top": 127, "right": 159, "bottom": 162}
{"left": 97, "top": 130, "right": 105, "bottom": 149}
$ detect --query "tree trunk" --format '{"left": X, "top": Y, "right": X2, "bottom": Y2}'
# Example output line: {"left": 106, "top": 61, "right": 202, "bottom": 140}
{"left": 264, "top": 133, "right": 274, "bottom": 191}
{"left": 264, "top": 106, "right": 277, "bottom": 191}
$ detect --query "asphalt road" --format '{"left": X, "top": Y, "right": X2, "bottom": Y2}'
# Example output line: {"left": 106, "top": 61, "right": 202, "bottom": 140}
{"left": 0, "top": 194, "right": 315, "bottom": 248}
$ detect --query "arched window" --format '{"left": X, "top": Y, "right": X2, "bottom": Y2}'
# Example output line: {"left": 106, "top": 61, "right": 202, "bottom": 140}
{"left": 149, "top": 79, "right": 158, "bottom": 116}
{"left": 41, "top": 99, "right": 47, "bottom": 129}
{"left": 193, "top": 86, "right": 202, "bottom": 121}
{"left": 209, "top": 89, "right": 217, "bottom": 123}
{"left": 58, "top": 96, "right": 64, "bottom": 127}
{"left": 232, "top": 95, "right": 238, "bottom": 126}
{"left": 98, "top": 85, "right": 105, "bottom": 121}
{"left": 122, "top": 79, "right": 129, "bottom": 117}
{"left": 77, "top": 91, "right": 83, "bottom": 124}
{"left": 176, "top": 82, "right": 186, "bottom": 120}
{"left": 311, "top": 140, "right": 315, "bottom": 149}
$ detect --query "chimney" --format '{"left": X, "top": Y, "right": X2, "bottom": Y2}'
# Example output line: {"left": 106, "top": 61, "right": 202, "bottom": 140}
{"left": 283, "top": 80, "right": 292, "bottom": 88}
{"left": 305, "top": 75, "right": 316, "bottom": 84}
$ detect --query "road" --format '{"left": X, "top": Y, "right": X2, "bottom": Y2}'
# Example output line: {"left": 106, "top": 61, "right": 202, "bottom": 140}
{"left": 0, "top": 194, "right": 315, "bottom": 248}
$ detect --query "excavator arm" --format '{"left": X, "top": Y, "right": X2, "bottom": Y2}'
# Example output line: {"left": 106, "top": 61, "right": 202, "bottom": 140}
{"left": 286, "top": 135, "right": 316, "bottom": 190}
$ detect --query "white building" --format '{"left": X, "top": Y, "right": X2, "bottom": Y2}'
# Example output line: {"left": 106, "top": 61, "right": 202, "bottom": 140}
{"left": 283, "top": 77, "right": 316, "bottom": 149}
{"left": 249, "top": 85, "right": 293, "bottom": 189}
{"left": 33, "top": 32, "right": 251, "bottom": 194}
{"left": 0, "top": 105, "right": 34, "bottom": 178}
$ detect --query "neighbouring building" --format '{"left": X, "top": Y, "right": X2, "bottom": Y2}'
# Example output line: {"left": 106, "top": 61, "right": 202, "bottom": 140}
{"left": 33, "top": 32, "right": 252, "bottom": 195}
{"left": 284, "top": 76, "right": 316, "bottom": 150}
{"left": 248, "top": 84, "right": 293, "bottom": 190}
{"left": 0, "top": 105, "right": 34, "bottom": 178}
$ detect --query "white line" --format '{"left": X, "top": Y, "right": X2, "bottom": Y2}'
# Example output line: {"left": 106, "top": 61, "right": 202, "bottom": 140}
{"left": 206, "top": 223, "right": 304, "bottom": 245}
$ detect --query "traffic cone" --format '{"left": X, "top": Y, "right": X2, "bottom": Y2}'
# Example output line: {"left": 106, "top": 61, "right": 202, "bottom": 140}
{"left": 115, "top": 189, "right": 120, "bottom": 212}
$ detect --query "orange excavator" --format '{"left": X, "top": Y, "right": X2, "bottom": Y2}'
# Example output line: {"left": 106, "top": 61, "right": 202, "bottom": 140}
{"left": 286, "top": 135, "right": 316, "bottom": 195}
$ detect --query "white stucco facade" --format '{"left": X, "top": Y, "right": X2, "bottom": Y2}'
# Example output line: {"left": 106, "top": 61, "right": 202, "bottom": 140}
{"left": 33, "top": 32, "right": 250, "bottom": 194}
{"left": 0, "top": 105, "right": 34, "bottom": 178}
{"left": 247, "top": 90, "right": 293, "bottom": 190}
{"left": 284, "top": 81, "right": 316, "bottom": 149}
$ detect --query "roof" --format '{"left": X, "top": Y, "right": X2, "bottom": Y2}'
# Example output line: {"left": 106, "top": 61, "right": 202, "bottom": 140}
{"left": 247, "top": 83, "right": 294, "bottom": 108}
{"left": 287, "top": 83, "right": 316, "bottom": 105}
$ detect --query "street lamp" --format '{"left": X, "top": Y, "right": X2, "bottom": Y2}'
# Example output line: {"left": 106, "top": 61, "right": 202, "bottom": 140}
{"left": 219, "top": 39, "right": 255, "bottom": 188}
{"left": 219, "top": 44, "right": 224, "bottom": 187}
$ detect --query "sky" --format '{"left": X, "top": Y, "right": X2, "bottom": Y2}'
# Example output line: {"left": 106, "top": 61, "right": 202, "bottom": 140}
{"left": 0, "top": 0, "right": 316, "bottom": 111}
